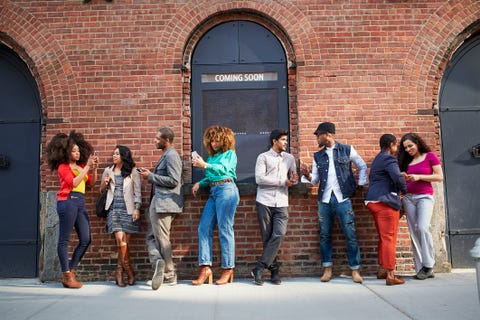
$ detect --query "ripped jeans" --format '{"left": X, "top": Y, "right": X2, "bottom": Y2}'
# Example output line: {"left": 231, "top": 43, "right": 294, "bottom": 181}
{"left": 318, "top": 194, "right": 361, "bottom": 269}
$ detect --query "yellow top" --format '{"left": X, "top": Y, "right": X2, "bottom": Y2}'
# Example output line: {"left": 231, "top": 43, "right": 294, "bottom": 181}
{"left": 71, "top": 169, "right": 87, "bottom": 194}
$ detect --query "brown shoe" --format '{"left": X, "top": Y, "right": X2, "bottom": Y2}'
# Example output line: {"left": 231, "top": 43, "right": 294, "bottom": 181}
{"left": 215, "top": 268, "right": 234, "bottom": 285}
{"left": 352, "top": 269, "right": 363, "bottom": 283}
{"left": 121, "top": 245, "right": 135, "bottom": 285}
{"left": 386, "top": 275, "right": 405, "bottom": 286}
{"left": 320, "top": 267, "right": 332, "bottom": 282}
{"left": 192, "top": 265, "right": 213, "bottom": 285}
{"left": 61, "top": 271, "right": 83, "bottom": 289}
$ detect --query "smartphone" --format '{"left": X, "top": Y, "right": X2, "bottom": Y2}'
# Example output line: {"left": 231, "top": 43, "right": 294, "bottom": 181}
{"left": 94, "top": 151, "right": 98, "bottom": 156}
{"left": 192, "top": 151, "right": 200, "bottom": 160}
{"left": 136, "top": 168, "right": 142, "bottom": 172}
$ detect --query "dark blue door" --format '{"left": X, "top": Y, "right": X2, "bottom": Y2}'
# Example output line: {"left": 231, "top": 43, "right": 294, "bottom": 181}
{"left": 191, "top": 21, "right": 288, "bottom": 183}
{"left": 0, "top": 44, "right": 41, "bottom": 277}
{"left": 439, "top": 35, "right": 480, "bottom": 268}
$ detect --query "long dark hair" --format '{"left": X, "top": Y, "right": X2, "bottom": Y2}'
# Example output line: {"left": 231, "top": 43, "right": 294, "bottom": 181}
{"left": 398, "top": 133, "right": 431, "bottom": 172}
{"left": 46, "top": 131, "right": 93, "bottom": 170}
{"left": 116, "top": 145, "right": 135, "bottom": 177}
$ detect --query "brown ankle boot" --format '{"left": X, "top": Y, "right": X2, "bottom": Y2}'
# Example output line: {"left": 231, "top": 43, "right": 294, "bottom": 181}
{"left": 320, "top": 267, "right": 332, "bottom": 282}
{"left": 62, "top": 271, "right": 83, "bottom": 289}
{"left": 121, "top": 245, "right": 135, "bottom": 285}
{"left": 115, "top": 248, "right": 126, "bottom": 287}
{"left": 215, "top": 268, "right": 234, "bottom": 285}
{"left": 192, "top": 265, "right": 213, "bottom": 285}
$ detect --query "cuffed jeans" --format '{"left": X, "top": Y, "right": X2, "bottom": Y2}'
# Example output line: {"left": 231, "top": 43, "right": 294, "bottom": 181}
{"left": 318, "top": 194, "right": 361, "bottom": 269}
{"left": 56, "top": 192, "right": 91, "bottom": 272}
{"left": 403, "top": 193, "right": 435, "bottom": 272}
{"left": 146, "top": 203, "right": 176, "bottom": 279}
{"left": 198, "top": 182, "right": 239, "bottom": 269}
{"left": 256, "top": 202, "right": 289, "bottom": 268}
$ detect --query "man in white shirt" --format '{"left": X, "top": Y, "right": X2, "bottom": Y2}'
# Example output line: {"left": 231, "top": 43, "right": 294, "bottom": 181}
{"left": 251, "top": 129, "right": 298, "bottom": 285}
{"left": 300, "top": 122, "right": 367, "bottom": 283}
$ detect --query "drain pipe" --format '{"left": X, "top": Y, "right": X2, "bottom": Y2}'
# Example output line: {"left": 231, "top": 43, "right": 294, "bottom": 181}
{"left": 471, "top": 238, "right": 480, "bottom": 304}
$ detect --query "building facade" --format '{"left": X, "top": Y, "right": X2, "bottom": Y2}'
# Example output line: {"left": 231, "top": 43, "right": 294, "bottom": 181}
{"left": 1, "top": 0, "right": 479, "bottom": 282}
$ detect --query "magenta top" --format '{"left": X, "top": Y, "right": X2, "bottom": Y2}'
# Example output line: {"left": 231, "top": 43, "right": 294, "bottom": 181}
{"left": 406, "top": 152, "right": 441, "bottom": 195}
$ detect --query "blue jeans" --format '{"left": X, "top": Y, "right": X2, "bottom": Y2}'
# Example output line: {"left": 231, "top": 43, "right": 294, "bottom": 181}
{"left": 318, "top": 194, "right": 361, "bottom": 269}
{"left": 198, "top": 182, "right": 239, "bottom": 269}
{"left": 57, "top": 192, "right": 91, "bottom": 272}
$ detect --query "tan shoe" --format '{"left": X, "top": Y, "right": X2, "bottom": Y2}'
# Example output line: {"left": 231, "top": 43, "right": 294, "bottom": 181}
{"left": 352, "top": 269, "right": 363, "bottom": 283}
{"left": 320, "top": 267, "right": 332, "bottom": 282}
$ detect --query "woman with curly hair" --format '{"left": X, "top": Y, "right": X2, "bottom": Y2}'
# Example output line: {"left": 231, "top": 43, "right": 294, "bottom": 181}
{"left": 398, "top": 133, "right": 443, "bottom": 280}
{"left": 191, "top": 126, "right": 240, "bottom": 285}
{"left": 99, "top": 145, "right": 141, "bottom": 287}
{"left": 46, "top": 131, "right": 98, "bottom": 288}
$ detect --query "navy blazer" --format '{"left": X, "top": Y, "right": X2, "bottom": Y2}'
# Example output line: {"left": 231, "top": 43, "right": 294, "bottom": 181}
{"left": 365, "top": 150, "right": 407, "bottom": 206}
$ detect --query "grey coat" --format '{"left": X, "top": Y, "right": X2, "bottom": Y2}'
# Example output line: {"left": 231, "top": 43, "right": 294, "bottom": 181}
{"left": 148, "top": 146, "right": 183, "bottom": 213}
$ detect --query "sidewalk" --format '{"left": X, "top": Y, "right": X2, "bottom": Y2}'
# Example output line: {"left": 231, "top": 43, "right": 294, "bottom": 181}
{"left": 0, "top": 269, "right": 478, "bottom": 320}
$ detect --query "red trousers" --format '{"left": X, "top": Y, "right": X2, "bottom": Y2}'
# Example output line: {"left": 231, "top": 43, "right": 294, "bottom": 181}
{"left": 366, "top": 202, "right": 400, "bottom": 270}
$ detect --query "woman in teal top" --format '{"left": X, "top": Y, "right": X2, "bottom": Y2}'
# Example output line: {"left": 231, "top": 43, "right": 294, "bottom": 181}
{"left": 191, "top": 126, "right": 240, "bottom": 286}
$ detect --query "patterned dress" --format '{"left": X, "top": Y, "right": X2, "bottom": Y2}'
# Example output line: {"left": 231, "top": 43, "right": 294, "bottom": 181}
{"left": 105, "top": 174, "right": 141, "bottom": 234}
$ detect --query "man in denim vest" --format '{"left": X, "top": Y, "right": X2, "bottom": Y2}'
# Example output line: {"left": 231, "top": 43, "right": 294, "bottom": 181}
{"left": 300, "top": 122, "right": 367, "bottom": 283}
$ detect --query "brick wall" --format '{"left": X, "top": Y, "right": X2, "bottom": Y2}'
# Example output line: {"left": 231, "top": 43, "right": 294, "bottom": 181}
{"left": 1, "top": 0, "right": 480, "bottom": 281}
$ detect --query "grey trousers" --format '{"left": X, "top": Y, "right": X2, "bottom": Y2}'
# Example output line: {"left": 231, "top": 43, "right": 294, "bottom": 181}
{"left": 256, "top": 201, "right": 289, "bottom": 267}
{"left": 146, "top": 205, "right": 176, "bottom": 279}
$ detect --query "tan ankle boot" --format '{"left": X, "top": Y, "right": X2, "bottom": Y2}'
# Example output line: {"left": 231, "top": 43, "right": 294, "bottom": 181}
{"left": 192, "top": 266, "right": 213, "bottom": 285}
{"left": 215, "top": 268, "right": 234, "bottom": 285}
{"left": 61, "top": 271, "right": 83, "bottom": 289}
{"left": 352, "top": 269, "right": 363, "bottom": 283}
{"left": 320, "top": 267, "right": 332, "bottom": 282}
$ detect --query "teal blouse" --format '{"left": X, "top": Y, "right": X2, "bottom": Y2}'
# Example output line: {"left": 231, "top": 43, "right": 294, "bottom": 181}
{"left": 199, "top": 149, "right": 237, "bottom": 187}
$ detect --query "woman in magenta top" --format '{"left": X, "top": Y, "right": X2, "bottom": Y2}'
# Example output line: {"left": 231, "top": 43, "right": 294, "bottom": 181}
{"left": 46, "top": 131, "right": 98, "bottom": 288}
{"left": 398, "top": 133, "right": 443, "bottom": 280}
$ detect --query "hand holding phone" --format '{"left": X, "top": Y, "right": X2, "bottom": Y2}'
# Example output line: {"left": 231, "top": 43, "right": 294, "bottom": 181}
{"left": 192, "top": 151, "right": 200, "bottom": 160}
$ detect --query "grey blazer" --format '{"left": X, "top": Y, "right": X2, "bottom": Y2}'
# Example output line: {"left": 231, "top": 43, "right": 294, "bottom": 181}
{"left": 148, "top": 146, "right": 183, "bottom": 213}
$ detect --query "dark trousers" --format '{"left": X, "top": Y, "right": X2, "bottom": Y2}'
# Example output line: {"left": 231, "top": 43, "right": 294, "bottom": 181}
{"left": 56, "top": 192, "right": 91, "bottom": 272}
{"left": 256, "top": 202, "right": 289, "bottom": 267}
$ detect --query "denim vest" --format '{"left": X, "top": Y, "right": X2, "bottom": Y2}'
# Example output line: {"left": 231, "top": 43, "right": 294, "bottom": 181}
{"left": 313, "top": 142, "right": 356, "bottom": 200}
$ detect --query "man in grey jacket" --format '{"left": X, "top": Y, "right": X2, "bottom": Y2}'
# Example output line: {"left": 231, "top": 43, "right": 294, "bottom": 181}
{"left": 139, "top": 127, "right": 183, "bottom": 290}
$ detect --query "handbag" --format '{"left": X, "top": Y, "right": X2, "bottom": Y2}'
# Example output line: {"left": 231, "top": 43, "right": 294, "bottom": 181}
{"left": 95, "top": 189, "right": 108, "bottom": 218}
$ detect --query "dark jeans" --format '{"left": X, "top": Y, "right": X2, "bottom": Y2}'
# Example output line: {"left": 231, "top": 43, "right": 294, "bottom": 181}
{"left": 57, "top": 192, "right": 91, "bottom": 272}
{"left": 318, "top": 194, "right": 361, "bottom": 269}
{"left": 256, "top": 202, "right": 289, "bottom": 267}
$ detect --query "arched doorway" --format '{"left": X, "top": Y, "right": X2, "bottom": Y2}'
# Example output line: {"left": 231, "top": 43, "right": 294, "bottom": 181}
{"left": 191, "top": 20, "right": 289, "bottom": 183}
{"left": 0, "top": 44, "right": 41, "bottom": 277}
{"left": 439, "top": 33, "right": 480, "bottom": 268}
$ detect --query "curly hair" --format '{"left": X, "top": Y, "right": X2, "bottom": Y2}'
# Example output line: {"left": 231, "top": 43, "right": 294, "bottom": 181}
{"left": 203, "top": 125, "right": 236, "bottom": 156}
{"left": 46, "top": 130, "right": 94, "bottom": 170}
{"left": 116, "top": 145, "right": 136, "bottom": 177}
{"left": 398, "top": 132, "right": 431, "bottom": 172}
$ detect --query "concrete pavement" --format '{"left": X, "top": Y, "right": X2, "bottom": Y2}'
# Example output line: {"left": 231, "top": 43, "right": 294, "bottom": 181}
{"left": 0, "top": 269, "right": 478, "bottom": 320}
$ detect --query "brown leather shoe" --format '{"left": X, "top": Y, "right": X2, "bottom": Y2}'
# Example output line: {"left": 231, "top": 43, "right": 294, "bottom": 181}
{"left": 215, "top": 268, "right": 234, "bottom": 285}
{"left": 386, "top": 275, "right": 405, "bottom": 286}
{"left": 352, "top": 269, "right": 363, "bottom": 283}
{"left": 320, "top": 267, "right": 332, "bottom": 282}
{"left": 61, "top": 271, "right": 83, "bottom": 289}
{"left": 192, "top": 265, "right": 213, "bottom": 285}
